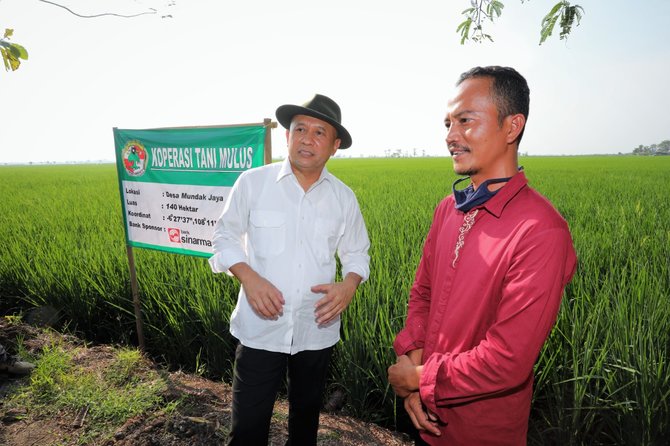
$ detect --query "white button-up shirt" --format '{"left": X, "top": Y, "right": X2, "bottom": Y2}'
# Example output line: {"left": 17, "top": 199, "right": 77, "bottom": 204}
{"left": 209, "top": 159, "right": 370, "bottom": 354}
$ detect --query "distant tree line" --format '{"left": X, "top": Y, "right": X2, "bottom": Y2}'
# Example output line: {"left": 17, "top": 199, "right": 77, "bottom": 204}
{"left": 632, "top": 140, "right": 670, "bottom": 156}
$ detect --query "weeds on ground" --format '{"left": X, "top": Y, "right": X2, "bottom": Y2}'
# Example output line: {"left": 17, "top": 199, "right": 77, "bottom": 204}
{"left": 4, "top": 341, "right": 169, "bottom": 442}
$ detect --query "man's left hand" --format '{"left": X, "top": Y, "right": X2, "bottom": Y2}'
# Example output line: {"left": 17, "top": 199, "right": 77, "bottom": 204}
{"left": 312, "top": 273, "right": 361, "bottom": 325}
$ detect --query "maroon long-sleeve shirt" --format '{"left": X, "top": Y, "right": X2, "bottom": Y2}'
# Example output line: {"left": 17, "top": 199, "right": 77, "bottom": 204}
{"left": 394, "top": 171, "right": 577, "bottom": 445}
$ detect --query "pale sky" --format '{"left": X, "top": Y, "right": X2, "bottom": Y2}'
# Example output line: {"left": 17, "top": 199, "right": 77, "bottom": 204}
{"left": 1, "top": 0, "right": 669, "bottom": 163}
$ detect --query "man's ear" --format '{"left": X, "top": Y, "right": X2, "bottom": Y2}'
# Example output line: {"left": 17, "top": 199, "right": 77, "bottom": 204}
{"left": 506, "top": 114, "right": 526, "bottom": 144}
{"left": 285, "top": 129, "right": 290, "bottom": 144}
{"left": 332, "top": 138, "right": 341, "bottom": 154}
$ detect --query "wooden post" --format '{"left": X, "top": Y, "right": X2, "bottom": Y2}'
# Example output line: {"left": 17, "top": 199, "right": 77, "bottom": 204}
{"left": 126, "top": 245, "right": 146, "bottom": 351}
{"left": 264, "top": 118, "right": 277, "bottom": 165}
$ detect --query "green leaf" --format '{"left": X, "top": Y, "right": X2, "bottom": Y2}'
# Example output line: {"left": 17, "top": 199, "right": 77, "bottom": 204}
{"left": 559, "top": 4, "right": 584, "bottom": 40}
{"left": 8, "top": 54, "right": 20, "bottom": 70}
{"left": 488, "top": 0, "right": 504, "bottom": 20}
{"left": 10, "top": 43, "right": 29, "bottom": 60}
{"left": 1, "top": 47, "right": 20, "bottom": 71}
{"left": 456, "top": 18, "right": 472, "bottom": 45}
{"left": 543, "top": 1, "right": 566, "bottom": 22}
{"left": 8, "top": 43, "right": 21, "bottom": 58}
{"left": 1, "top": 48, "right": 10, "bottom": 71}
{"left": 0, "top": 29, "right": 28, "bottom": 70}
{"left": 540, "top": 14, "right": 560, "bottom": 44}
{"left": 540, "top": 1, "right": 566, "bottom": 45}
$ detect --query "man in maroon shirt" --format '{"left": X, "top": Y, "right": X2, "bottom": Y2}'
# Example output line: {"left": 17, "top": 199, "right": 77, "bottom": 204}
{"left": 388, "top": 66, "right": 577, "bottom": 445}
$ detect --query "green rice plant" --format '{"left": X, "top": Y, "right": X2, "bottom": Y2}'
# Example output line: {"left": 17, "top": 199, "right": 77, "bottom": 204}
{"left": 330, "top": 158, "right": 452, "bottom": 425}
{"left": 1, "top": 156, "right": 669, "bottom": 444}
{"left": 524, "top": 156, "right": 670, "bottom": 445}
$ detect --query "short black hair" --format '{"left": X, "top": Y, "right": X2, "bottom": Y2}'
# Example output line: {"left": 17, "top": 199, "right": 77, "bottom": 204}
{"left": 457, "top": 66, "right": 530, "bottom": 143}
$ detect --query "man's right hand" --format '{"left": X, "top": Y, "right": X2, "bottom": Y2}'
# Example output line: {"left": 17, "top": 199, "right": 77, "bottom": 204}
{"left": 230, "top": 263, "right": 285, "bottom": 319}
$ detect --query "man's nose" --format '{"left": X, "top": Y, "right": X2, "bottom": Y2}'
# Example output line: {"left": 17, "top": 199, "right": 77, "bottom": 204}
{"left": 446, "top": 125, "right": 458, "bottom": 146}
{"left": 300, "top": 130, "right": 316, "bottom": 144}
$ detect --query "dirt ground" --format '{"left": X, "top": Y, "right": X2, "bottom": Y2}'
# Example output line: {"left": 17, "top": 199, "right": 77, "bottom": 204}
{"left": 0, "top": 319, "right": 414, "bottom": 446}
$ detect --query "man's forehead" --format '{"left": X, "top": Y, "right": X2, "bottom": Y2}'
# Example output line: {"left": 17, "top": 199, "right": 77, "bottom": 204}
{"left": 446, "top": 77, "right": 492, "bottom": 113}
{"left": 291, "top": 114, "right": 335, "bottom": 131}
{"left": 445, "top": 92, "right": 467, "bottom": 116}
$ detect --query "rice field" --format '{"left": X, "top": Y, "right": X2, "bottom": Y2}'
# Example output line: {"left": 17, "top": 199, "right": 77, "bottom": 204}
{"left": 1, "top": 156, "right": 669, "bottom": 444}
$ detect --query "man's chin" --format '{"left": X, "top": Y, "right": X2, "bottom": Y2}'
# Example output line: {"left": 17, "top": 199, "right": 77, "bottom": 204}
{"left": 453, "top": 165, "right": 478, "bottom": 177}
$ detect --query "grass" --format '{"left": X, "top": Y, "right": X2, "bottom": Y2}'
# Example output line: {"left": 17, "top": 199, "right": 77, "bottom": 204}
{"left": 1, "top": 156, "right": 669, "bottom": 444}
{"left": 4, "top": 336, "right": 167, "bottom": 443}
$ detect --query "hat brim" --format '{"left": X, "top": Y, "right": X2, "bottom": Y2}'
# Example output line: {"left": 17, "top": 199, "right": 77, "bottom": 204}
{"left": 276, "top": 105, "right": 352, "bottom": 149}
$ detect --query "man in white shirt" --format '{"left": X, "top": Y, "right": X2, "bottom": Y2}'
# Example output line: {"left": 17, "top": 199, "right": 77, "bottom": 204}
{"left": 209, "top": 94, "right": 370, "bottom": 445}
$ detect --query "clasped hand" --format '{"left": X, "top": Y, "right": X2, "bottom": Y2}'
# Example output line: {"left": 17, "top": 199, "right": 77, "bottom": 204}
{"left": 388, "top": 354, "right": 441, "bottom": 436}
{"left": 388, "top": 354, "right": 421, "bottom": 398}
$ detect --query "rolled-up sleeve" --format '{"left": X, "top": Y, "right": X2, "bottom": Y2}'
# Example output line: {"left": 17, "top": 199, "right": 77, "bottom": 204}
{"left": 338, "top": 193, "right": 370, "bottom": 283}
{"left": 208, "top": 176, "right": 249, "bottom": 275}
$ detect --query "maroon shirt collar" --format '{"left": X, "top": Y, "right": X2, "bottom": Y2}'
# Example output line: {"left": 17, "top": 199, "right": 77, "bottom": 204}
{"left": 480, "top": 171, "right": 528, "bottom": 218}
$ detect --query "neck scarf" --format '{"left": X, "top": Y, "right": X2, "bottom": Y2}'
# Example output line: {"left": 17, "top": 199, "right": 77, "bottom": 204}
{"left": 452, "top": 176, "right": 512, "bottom": 212}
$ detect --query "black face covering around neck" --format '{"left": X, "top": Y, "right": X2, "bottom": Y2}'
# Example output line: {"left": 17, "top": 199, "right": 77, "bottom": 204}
{"left": 452, "top": 176, "right": 512, "bottom": 212}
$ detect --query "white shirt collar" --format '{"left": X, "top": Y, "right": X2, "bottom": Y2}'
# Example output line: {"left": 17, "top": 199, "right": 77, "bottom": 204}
{"left": 276, "top": 158, "right": 331, "bottom": 187}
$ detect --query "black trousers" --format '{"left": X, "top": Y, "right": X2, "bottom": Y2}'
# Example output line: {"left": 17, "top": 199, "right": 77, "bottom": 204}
{"left": 227, "top": 344, "right": 333, "bottom": 446}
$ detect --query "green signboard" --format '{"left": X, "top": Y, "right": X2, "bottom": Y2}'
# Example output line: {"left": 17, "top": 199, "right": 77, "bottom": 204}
{"left": 114, "top": 124, "right": 266, "bottom": 258}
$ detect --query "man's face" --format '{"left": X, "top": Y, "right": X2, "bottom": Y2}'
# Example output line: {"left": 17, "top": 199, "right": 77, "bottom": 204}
{"left": 444, "top": 77, "right": 514, "bottom": 184}
{"left": 287, "top": 114, "right": 340, "bottom": 176}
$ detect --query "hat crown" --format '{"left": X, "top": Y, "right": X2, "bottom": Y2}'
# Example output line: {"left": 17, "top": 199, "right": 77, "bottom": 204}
{"left": 301, "top": 94, "right": 342, "bottom": 125}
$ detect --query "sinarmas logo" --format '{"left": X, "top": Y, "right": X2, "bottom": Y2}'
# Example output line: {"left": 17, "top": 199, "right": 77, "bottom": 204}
{"left": 122, "top": 141, "right": 148, "bottom": 176}
{"left": 168, "top": 228, "right": 181, "bottom": 243}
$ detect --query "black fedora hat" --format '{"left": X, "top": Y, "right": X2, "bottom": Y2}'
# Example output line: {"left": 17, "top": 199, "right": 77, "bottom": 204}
{"left": 275, "top": 94, "right": 352, "bottom": 149}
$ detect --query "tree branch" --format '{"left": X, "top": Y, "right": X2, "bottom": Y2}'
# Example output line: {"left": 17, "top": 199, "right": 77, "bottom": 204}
{"left": 458, "top": 0, "right": 583, "bottom": 45}
{"left": 38, "top": 0, "right": 157, "bottom": 19}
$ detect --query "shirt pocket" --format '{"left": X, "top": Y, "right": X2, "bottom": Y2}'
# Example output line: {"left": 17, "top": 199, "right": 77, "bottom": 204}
{"left": 249, "top": 210, "right": 286, "bottom": 258}
{"left": 314, "top": 217, "right": 344, "bottom": 264}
